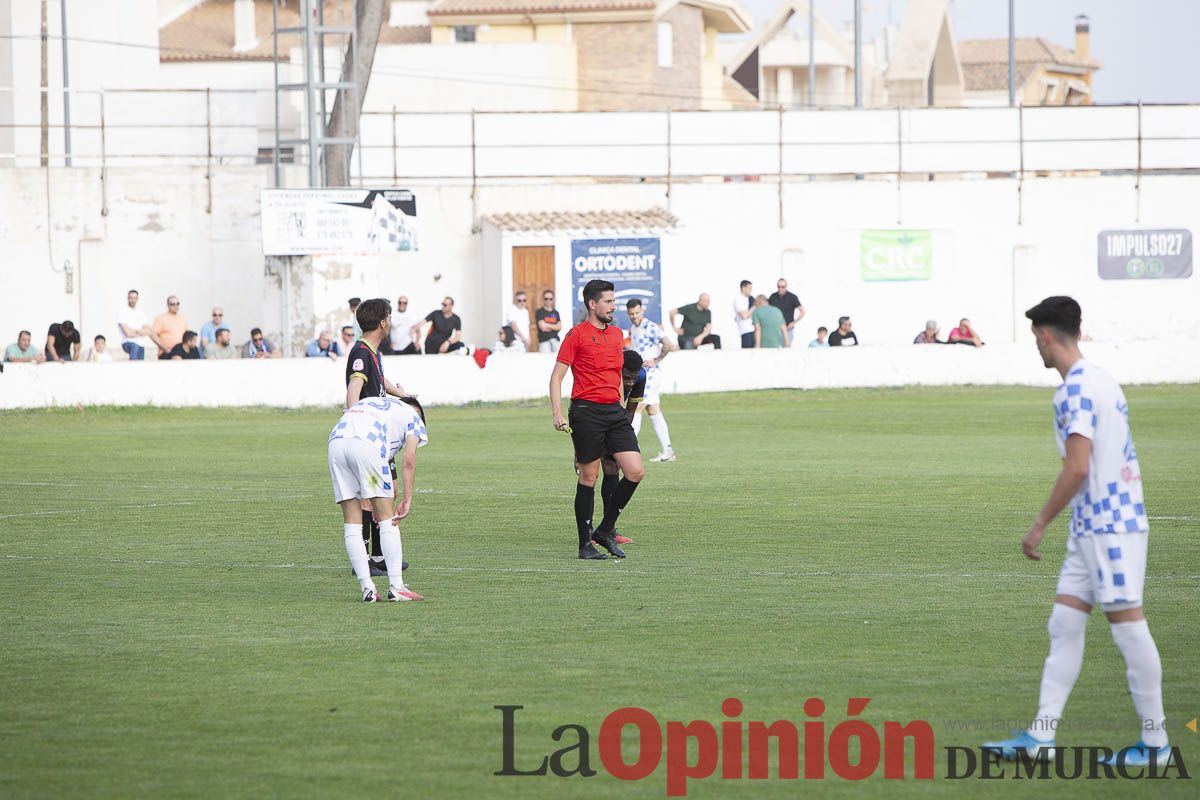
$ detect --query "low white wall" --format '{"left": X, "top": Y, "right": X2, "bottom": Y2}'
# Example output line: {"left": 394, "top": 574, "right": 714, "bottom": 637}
{"left": 1, "top": 342, "right": 1193, "bottom": 410}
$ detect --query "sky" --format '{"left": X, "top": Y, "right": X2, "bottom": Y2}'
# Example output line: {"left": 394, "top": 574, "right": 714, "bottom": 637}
{"left": 735, "top": 0, "right": 1200, "bottom": 104}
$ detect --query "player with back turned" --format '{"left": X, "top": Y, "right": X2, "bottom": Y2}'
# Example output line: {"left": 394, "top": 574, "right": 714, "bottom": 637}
{"left": 550, "top": 280, "right": 646, "bottom": 560}
{"left": 345, "top": 298, "right": 411, "bottom": 574}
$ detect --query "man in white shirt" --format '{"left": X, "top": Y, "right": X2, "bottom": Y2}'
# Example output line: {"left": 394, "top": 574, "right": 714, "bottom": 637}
{"left": 504, "top": 291, "right": 532, "bottom": 352}
{"left": 984, "top": 296, "right": 1171, "bottom": 770}
{"left": 732, "top": 280, "right": 755, "bottom": 348}
{"left": 116, "top": 289, "right": 156, "bottom": 360}
{"left": 388, "top": 295, "right": 420, "bottom": 355}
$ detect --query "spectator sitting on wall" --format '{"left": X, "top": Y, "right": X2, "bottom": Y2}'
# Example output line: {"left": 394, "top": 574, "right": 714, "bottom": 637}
{"left": 244, "top": 327, "right": 283, "bottom": 359}
{"left": 205, "top": 327, "right": 239, "bottom": 359}
{"left": 152, "top": 295, "right": 188, "bottom": 359}
{"left": 733, "top": 280, "right": 755, "bottom": 348}
{"left": 198, "top": 307, "right": 226, "bottom": 355}
{"left": 5, "top": 330, "right": 46, "bottom": 363}
{"left": 827, "top": 316, "right": 859, "bottom": 347}
{"left": 948, "top": 318, "right": 984, "bottom": 347}
{"left": 419, "top": 297, "right": 467, "bottom": 355}
{"left": 85, "top": 335, "right": 113, "bottom": 363}
{"left": 751, "top": 294, "right": 788, "bottom": 349}
{"left": 768, "top": 278, "right": 805, "bottom": 346}
{"left": 504, "top": 291, "right": 532, "bottom": 351}
{"left": 337, "top": 325, "right": 356, "bottom": 356}
{"left": 348, "top": 297, "right": 363, "bottom": 338}
{"left": 307, "top": 330, "right": 340, "bottom": 360}
{"left": 492, "top": 325, "right": 525, "bottom": 352}
{"left": 387, "top": 295, "right": 420, "bottom": 355}
{"left": 168, "top": 330, "right": 202, "bottom": 360}
{"left": 808, "top": 326, "right": 830, "bottom": 348}
{"left": 116, "top": 289, "right": 157, "bottom": 360}
{"left": 913, "top": 320, "right": 943, "bottom": 344}
{"left": 45, "top": 319, "right": 81, "bottom": 362}
{"left": 536, "top": 290, "right": 563, "bottom": 353}
{"left": 669, "top": 294, "right": 721, "bottom": 350}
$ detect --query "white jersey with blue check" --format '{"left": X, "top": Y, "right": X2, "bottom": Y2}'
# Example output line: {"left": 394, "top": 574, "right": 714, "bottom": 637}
{"left": 1052, "top": 359, "right": 1149, "bottom": 607}
{"left": 327, "top": 397, "right": 428, "bottom": 503}
{"left": 627, "top": 319, "right": 665, "bottom": 405}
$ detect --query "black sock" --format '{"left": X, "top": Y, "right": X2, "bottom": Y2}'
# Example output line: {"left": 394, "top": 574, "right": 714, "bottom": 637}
{"left": 361, "top": 510, "right": 373, "bottom": 553}
{"left": 597, "top": 478, "right": 640, "bottom": 534}
{"left": 370, "top": 517, "right": 382, "bottom": 558}
{"left": 600, "top": 473, "right": 619, "bottom": 522}
{"left": 574, "top": 483, "right": 595, "bottom": 548}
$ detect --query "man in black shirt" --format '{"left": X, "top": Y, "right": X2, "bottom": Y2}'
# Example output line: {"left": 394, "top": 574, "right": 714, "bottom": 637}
{"left": 827, "top": 316, "right": 860, "bottom": 347}
{"left": 167, "top": 331, "right": 202, "bottom": 359}
{"left": 768, "top": 279, "right": 805, "bottom": 347}
{"left": 420, "top": 296, "right": 466, "bottom": 354}
{"left": 345, "top": 298, "right": 411, "bottom": 574}
{"left": 535, "top": 290, "right": 563, "bottom": 353}
{"left": 45, "top": 320, "right": 81, "bottom": 362}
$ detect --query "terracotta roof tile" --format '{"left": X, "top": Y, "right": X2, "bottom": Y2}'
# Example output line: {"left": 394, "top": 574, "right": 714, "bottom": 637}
{"left": 159, "top": 0, "right": 429, "bottom": 63}
{"left": 429, "top": 0, "right": 655, "bottom": 16}
{"left": 482, "top": 207, "right": 678, "bottom": 231}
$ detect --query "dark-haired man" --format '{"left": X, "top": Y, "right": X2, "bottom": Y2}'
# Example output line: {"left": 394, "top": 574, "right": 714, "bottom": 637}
{"left": 983, "top": 296, "right": 1169, "bottom": 769}
{"left": 167, "top": 331, "right": 202, "bottom": 360}
{"left": 419, "top": 297, "right": 466, "bottom": 355}
{"left": 244, "top": 328, "right": 282, "bottom": 358}
{"left": 550, "top": 279, "right": 645, "bottom": 560}
{"left": 827, "top": 316, "right": 858, "bottom": 347}
{"left": 45, "top": 319, "right": 81, "bottom": 362}
{"left": 346, "top": 297, "right": 411, "bottom": 575}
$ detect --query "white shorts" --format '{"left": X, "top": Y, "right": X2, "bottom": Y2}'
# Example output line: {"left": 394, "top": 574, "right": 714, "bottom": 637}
{"left": 328, "top": 436, "right": 393, "bottom": 503}
{"left": 1055, "top": 531, "right": 1148, "bottom": 611}
{"left": 643, "top": 366, "right": 664, "bottom": 406}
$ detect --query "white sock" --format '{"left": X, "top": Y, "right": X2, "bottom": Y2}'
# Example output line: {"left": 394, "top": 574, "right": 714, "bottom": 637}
{"left": 379, "top": 518, "right": 405, "bottom": 593}
{"left": 1110, "top": 619, "right": 1168, "bottom": 748}
{"left": 1028, "top": 603, "right": 1089, "bottom": 741}
{"left": 632, "top": 412, "right": 643, "bottom": 436}
{"left": 344, "top": 523, "right": 373, "bottom": 592}
{"left": 649, "top": 412, "right": 672, "bottom": 452}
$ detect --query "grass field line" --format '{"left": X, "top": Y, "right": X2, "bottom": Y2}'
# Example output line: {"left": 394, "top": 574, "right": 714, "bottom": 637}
{"left": 4, "top": 553, "right": 1199, "bottom": 582}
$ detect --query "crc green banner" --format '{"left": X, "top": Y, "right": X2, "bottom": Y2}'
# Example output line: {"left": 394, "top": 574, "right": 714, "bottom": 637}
{"left": 860, "top": 230, "right": 932, "bottom": 282}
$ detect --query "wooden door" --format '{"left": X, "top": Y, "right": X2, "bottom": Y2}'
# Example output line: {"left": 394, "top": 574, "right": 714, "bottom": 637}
{"left": 512, "top": 246, "right": 555, "bottom": 352}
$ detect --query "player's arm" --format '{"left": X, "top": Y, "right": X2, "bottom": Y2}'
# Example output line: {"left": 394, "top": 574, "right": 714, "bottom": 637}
{"left": 549, "top": 360, "right": 570, "bottom": 430}
{"left": 1022, "top": 434, "right": 1091, "bottom": 560}
{"left": 383, "top": 375, "right": 407, "bottom": 398}
{"left": 651, "top": 336, "right": 675, "bottom": 366}
{"left": 394, "top": 437, "right": 418, "bottom": 520}
{"left": 346, "top": 375, "right": 365, "bottom": 408}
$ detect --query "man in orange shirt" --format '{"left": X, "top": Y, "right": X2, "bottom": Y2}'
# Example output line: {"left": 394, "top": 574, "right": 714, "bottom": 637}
{"left": 152, "top": 295, "right": 189, "bottom": 359}
{"left": 549, "top": 279, "right": 646, "bottom": 560}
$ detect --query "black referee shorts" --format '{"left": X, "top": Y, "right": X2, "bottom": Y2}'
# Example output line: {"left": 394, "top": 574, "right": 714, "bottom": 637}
{"left": 569, "top": 399, "right": 639, "bottom": 464}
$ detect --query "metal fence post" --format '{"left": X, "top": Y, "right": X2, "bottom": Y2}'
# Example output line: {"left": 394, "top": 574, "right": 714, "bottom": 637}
{"left": 1017, "top": 103, "right": 1024, "bottom": 226}
{"left": 665, "top": 109, "right": 672, "bottom": 211}
{"left": 896, "top": 106, "right": 903, "bottom": 224}
{"left": 778, "top": 105, "right": 784, "bottom": 229}
{"left": 391, "top": 105, "right": 398, "bottom": 183}
{"left": 205, "top": 87, "right": 213, "bottom": 214}
{"left": 1135, "top": 101, "right": 1142, "bottom": 223}
{"left": 99, "top": 88, "right": 108, "bottom": 216}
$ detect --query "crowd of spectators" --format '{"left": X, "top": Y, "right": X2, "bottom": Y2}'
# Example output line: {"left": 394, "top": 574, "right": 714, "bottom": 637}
{"left": 4, "top": 285, "right": 990, "bottom": 367}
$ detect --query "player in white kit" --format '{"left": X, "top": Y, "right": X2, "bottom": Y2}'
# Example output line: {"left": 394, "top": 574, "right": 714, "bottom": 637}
{"left": 984, "top": 296, "right": 1171, "bottom": 769}
{"left": 625, "top": 298, "right": 676, "bottom": 461}
{"left": 328, "top": 395, "right": 428, "bottom": 602}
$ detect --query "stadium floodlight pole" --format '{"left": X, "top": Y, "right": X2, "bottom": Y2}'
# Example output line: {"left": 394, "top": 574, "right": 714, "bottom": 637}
{"left": 60, "top": 0, "right": 71, "bottom": 166}
{"left": 1008, "top": 0, "right": 1015, "bottom": 107}
{"left": 807, "top": 0, "right": 815, "bottom": 107}
{"left": 301, "top": 0, "right": 320, "bottom": 187}
{"left": 853, "top": 0, "right": 862, "bottom": 108}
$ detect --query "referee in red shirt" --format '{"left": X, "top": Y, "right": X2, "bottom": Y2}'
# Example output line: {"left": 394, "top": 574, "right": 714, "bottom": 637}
{"left": 550, "top": 279, "right": 646, "bottom": 559}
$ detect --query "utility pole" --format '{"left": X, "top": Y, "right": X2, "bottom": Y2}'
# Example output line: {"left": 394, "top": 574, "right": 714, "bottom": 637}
{"left": 807, "top": 0, "right": 814, "bottom": 107}
{"left": 40, "top": 0, "right": 48, "bottom": 166}
{"left": 1007, "top": 0, "right": 1015, "bottom": 107}
{"left": 325, "top": 0, "right": 386, "bottom": 186}
{"left": 853, "top": 0, "right": 862, "bottom": 108}
{"left": 60, "top": 0, "right": 71, "bottom": 165}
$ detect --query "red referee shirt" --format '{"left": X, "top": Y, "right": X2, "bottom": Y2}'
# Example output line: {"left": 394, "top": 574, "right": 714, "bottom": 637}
{"left": 557, "top": 321, "right": 623, "bottom": 404}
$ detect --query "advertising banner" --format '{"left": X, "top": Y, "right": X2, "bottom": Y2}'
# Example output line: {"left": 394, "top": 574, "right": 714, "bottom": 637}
{"left": 860, "top": 230, "right": 933, "bottom": 282}
{"left": 570, "top": 238, "right": 662, "bottom": 329}
{"left": 261, "top": 189, "right": 417, "bottom": 255}
{"left": 1097, "top": 229, "right": 1192, "bottom": 280}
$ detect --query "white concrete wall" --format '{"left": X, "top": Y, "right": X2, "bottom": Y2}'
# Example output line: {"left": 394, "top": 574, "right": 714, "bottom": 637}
{"left": 1, "top": 164, "right": 1197, "bottom": 369}
{"left": 1, "top": 342, "right": 1193, "bottom": 410}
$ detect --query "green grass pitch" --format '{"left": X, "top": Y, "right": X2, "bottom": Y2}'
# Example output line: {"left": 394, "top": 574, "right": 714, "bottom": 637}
{"left": 1, "top": 385, "right": 1197, "bottom": 798}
